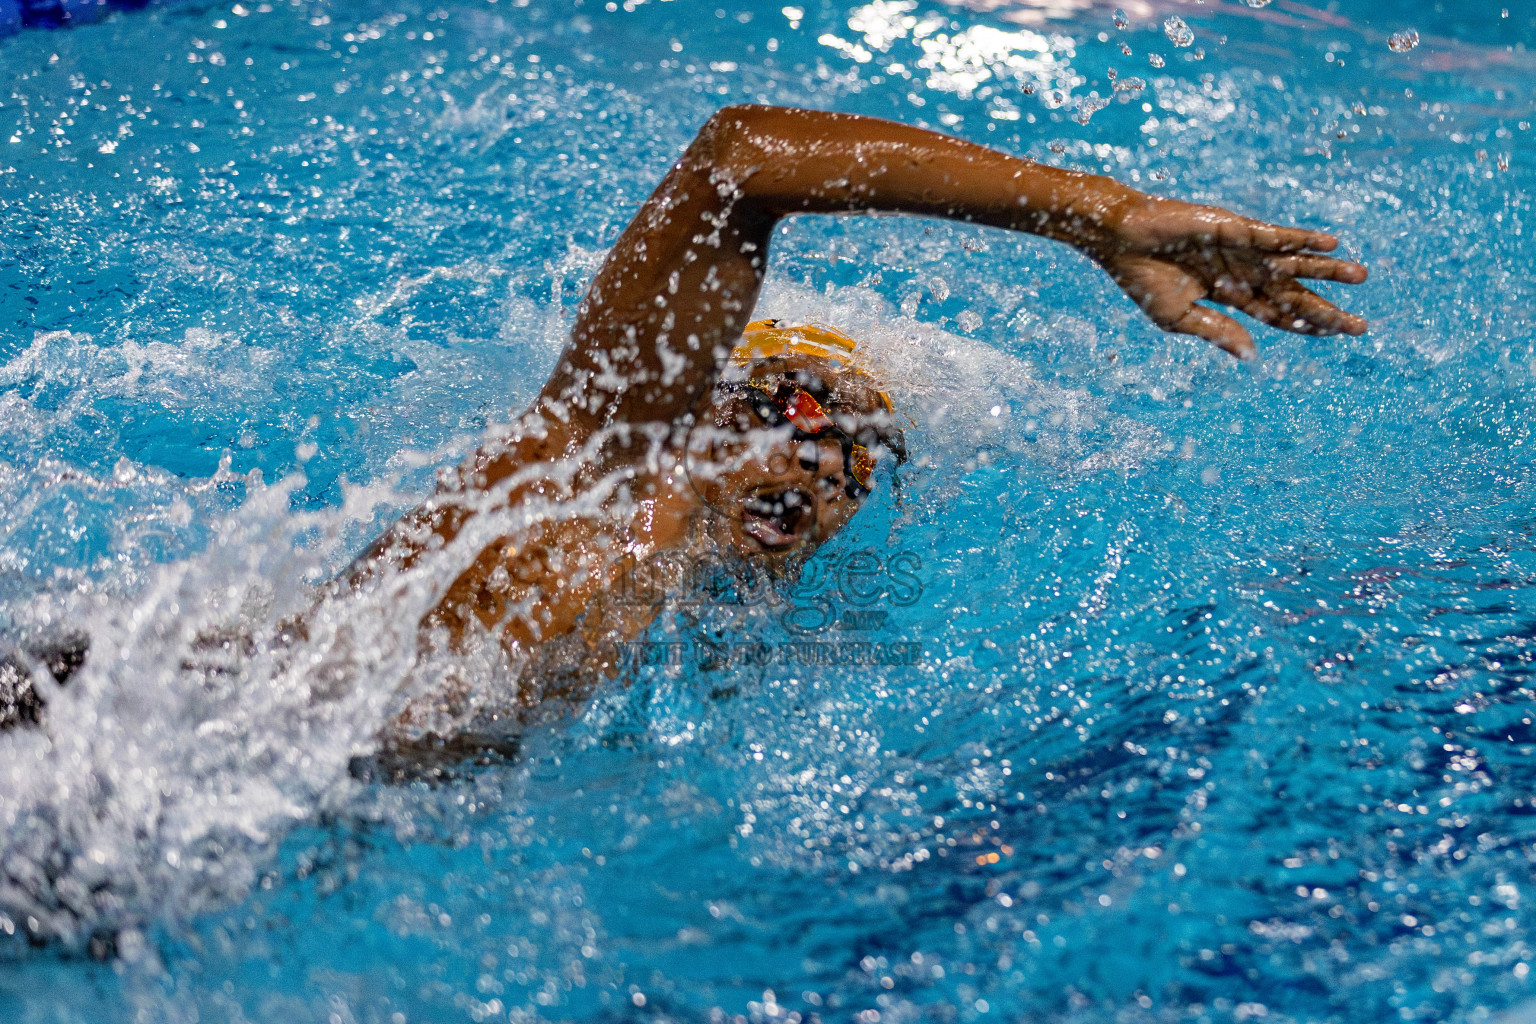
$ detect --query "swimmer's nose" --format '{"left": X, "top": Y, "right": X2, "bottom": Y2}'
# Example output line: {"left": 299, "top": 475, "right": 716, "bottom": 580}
{"left": 797, "top": 438, "right": 847, "bottom": 490}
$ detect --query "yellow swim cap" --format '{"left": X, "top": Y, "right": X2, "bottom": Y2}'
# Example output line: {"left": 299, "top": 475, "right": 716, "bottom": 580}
{"left": 729, "top": 319, "right": 894, "bottom": 413}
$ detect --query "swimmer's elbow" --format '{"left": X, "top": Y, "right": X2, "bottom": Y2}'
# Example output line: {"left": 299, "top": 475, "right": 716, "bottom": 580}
{"left": 688, "top": 105, "right": 778, "bottom": 170}
{"left": 699, "top": 104, "right": 774, "bottom": 140}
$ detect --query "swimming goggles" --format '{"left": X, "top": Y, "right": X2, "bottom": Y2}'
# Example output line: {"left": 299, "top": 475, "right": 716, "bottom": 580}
{"left": 717, "top": 376, "right": 879, "bottom": 497}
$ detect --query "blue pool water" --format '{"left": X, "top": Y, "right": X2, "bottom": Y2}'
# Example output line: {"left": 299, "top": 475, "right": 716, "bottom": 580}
{"left": 3, "top": 0, "right": 1536, "bottom": 1020}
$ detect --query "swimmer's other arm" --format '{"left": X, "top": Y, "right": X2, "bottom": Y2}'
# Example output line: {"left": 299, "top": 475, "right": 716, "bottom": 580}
{"left": 543, "top": 104, "right": 1368, "bottom": 433}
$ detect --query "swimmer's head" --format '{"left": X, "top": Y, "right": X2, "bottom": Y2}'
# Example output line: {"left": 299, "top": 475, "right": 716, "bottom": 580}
{"left": 689, "top": 320, "right": 905, "bottom": 559}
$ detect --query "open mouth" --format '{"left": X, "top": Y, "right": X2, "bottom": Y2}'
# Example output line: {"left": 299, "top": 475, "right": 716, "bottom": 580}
{"left": 739, "top": 487, "right": 814, "bottom": 550}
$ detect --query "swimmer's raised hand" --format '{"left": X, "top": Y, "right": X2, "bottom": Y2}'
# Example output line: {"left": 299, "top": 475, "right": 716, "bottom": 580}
{"left": 1082, "top": 196, "right": 1369, "bottom": 360}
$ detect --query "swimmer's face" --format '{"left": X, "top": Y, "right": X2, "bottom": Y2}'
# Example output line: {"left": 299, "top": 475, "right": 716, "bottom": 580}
{"left": 688, "top": 355, "right": 900, "bottom": 560}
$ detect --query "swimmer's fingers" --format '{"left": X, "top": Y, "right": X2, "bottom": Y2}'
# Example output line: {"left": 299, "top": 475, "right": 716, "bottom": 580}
{"left": 1264, "top": 253, "right": 1369, "bottom": 285}
{"left": 1262, "top": 280, "right": 1369, "bottom": 336}
{"left": 1170, "top": 305, "right": 1256, "bottom": 360}
{"left": 1236, "top": 294, "right": 1326, "bottom": 335}
{"left": 1108, "top": 254, "right": 1255, "bottom": 358}
{"left": 1213, "top": 215, "right": 1335, "bottom": 255}
{"left": 1119, "top": 200, "right": 1339, "bottom": 265}
{"left": 1138, "top": 205, "right": 1329, "bottom": 254}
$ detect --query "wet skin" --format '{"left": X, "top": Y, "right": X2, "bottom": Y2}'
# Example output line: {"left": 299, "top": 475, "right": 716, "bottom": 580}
{"left": 330, "top": 104, "right": 1368, "bottom": 729}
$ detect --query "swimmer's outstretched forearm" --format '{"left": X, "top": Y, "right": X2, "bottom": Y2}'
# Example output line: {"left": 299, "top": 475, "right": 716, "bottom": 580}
{"left": 545, "top": 104, "right": 1367, "bottom": 434}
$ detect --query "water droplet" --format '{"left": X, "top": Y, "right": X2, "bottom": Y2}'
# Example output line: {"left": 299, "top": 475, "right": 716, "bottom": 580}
{"left": 113, "top": 456, "right": 138, "bottom": 484}
{"left": 1114, "top": 76, "right": 1146, "bottom": 96}
{"left": 1244, "top": 0, "right": 1273, "bottom": 7}
{"left": 1148, "top": 53, "right": 1166, "bottom": 68}
{"left": 930, "top": 277, "right": 950, "bottom": 302}
{"left": 956, "top": 310, "right": 982, "bottom": 332}
{"left": 1119, "top": 42, "right": 1132, "bottom": 56}
{"left": 1074, "top": 93, "right": 1110, "bottom": 125}
{"left": 1164, "top": 16, "right": 1194, "bottom": 47}
{"left": 1113, "top": 9, "right": 1129, "bottom": 30}
{"left": 1387, "top": 29, "right": 1419, "bottom": 53}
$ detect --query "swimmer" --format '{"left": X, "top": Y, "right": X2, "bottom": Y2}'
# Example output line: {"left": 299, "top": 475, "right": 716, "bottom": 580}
{"left": 1, "top": 105, "right": 1367, "bottom": 761}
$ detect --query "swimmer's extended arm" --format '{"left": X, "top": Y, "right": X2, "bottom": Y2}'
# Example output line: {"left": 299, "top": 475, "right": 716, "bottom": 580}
{"left": 545, "top": 104, "right": 1368, "bottom": 433}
